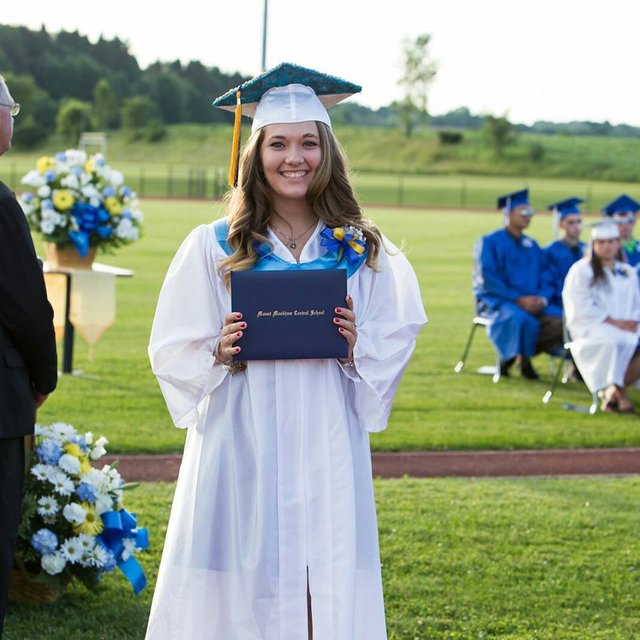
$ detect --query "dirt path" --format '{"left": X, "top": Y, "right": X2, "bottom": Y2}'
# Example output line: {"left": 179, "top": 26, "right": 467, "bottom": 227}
{"left": 103, "top": 448, "right": 640, "bottom": 482}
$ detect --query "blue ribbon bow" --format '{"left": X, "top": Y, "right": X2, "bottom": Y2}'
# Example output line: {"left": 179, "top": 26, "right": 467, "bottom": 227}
{"left": 320, "top": 227, "right": 367, "bottom": 264}
{"left": 98, "top": 508, "right": 149, "bottom": 594}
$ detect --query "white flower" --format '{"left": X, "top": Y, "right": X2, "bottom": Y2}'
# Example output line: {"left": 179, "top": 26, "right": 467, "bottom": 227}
{"left": 94, "top": 493, "right": 114, "bottom": 515}
{"left": 40, "top": 220, "right": 55, "bottom": 234}
{"left": 109, "top": 170, "right": 124, "bottom": 187}
{"left": 88, "top": 544, "right": 109, "bottom": 568}
{"left": 79, "top": 468, "right": 103, "bottom": 487}
{"left": 115, "top": 218, "right": 139, "bottom": 241}
{"left": 81, "top": 185, "right": 99, "bottom": 200}
{"left": 31, "top": 463, "right": 53, "bottom": 482}
{"left": 51, "top": 422, "right": 76, "bottom": 441}
{"left": 58, "top": 453, "right": 81, "bottom": 475}
{"left": 62, "top": 503, "right": 87, "bottom": 526}
{"left": 49, "top": 470, "right": 74, "bottom": 496}
{"left": 21, "top": 170, "right": 45, "bottom": 187}
{"left": 60, "top": 174, "right": 80, "bottom": 189}
{"left": 37, "top": 496, "right": 60, "bottom": 517}
{"left": 90, "top": 446, "right": 107, "bottom": 461}
{"left": 65, "top": 149, "right": 87, "bottom": 165}
{"left": 61, "top": 537, "right": 83, "bottom": 564}
{"left": 41, "top": 552, "right": 66, "bottom": 575}
{"left": 84, "top": 432, "right": 94, "bottom": 445}
{"left": 37, "top": 185, "right": 51, "bottom": 198}
{"left": 121, "top": 537, "right": 137, "bottom": 562}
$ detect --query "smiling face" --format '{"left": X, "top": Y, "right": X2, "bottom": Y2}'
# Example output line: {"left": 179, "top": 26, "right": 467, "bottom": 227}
{"left": 259, "top": 121, "right": 321, "bottom": 207}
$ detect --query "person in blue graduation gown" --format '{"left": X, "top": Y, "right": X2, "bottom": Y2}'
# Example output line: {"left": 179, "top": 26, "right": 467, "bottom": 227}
{"left": 602, "top": 194, "right": 640, "bottom": 267}
{"left": 473, "top": 189, "right": 563, "bottom": 378}
{"left": 543, "top": 197, "right": 586, "bottom": 310}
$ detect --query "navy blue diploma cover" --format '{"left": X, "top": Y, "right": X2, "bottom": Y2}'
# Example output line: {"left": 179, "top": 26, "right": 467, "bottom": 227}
{"left": 230, "top": 269, "right": 348, "bottom": 360}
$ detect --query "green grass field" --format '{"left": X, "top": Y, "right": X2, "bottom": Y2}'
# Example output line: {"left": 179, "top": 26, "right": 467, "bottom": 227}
{"left": 5, "top": 477, "right": 640, "bottom": 639}
{"left": 31, "top": 198, "right": 640, "bottom": 454}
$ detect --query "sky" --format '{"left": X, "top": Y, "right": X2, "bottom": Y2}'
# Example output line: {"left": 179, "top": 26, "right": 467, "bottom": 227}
{"left": 4, "top": 0, "right": 640, "bottom": 126}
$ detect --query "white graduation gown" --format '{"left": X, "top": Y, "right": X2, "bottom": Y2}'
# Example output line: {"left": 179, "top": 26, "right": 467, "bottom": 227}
{"left": 145, "top": 221, "right": 427, "bottom": 640}
{"left": 562, "top": 258, "right": 640, "bottom": 392}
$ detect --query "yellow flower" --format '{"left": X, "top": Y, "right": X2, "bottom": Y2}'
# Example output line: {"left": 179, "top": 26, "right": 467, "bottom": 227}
{"left": 73, "top": 503, "right": 103, "bottom": 536}
{"left": 333, "top": 227, "right": 345, "bottom": 241}
{"left": 52, "top": 189, "right": 75, "bottom": 211}
{"left": 104, "top": 197, "right": 122, "bottom": 215}
{"left": 85, "top": 158, "right": 96, "bottom": 173}
{"left": 36, "top": 156, "right": 56, "bottom": 175}
{"left": 80, "top": 458, "right": 92, "bottom": 475}
{"left": 64, "top": 443, "right": 83, "bottom": 458}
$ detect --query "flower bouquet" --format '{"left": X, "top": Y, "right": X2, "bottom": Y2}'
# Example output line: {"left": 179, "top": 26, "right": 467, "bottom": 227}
{"left": 19, "top": 150, "right": 143, "bottom": 258}
{"left": 12, "top": 422, "right": 149, "bottom": 601}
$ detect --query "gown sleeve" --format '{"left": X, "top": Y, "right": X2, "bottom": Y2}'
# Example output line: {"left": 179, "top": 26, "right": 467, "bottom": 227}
{"left": 562, "top": 261, "right": 608, "bottom": 332}
{"left": 340, "top": 237, "right": 427, "bottom": 432}
{"left": 148, "top": 224, "right": 228, "bottom": 429}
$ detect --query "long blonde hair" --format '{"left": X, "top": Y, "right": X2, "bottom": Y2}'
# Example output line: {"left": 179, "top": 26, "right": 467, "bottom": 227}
{"left": 218, "top": 122, "right": 382, "bottom": 285}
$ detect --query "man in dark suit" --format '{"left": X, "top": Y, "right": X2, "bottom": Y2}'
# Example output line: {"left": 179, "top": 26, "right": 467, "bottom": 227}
{"left": 0, "top": 74, "right": 57, "bottom": 636}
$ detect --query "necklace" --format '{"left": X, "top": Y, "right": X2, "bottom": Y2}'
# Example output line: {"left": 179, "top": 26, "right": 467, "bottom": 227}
{"left": 271, "top": 218, "right": 318, "bottom": 249}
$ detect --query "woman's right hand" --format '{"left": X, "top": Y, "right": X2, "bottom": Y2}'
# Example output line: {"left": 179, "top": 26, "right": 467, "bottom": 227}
{"left": 215, "top": 312, "right": 247, "bottom": 363}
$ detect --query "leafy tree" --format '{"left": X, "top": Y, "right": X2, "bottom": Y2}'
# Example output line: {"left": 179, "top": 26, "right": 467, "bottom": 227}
{"left": 93, "top": 78, "right": 119, "bottom": 130}
{"left": 144, "top": 65, "right": 189, "bottom": 124}
{"left": 397, "top": 33, "right": 437, "bottom": 138}
{"left": 484, "top": 113, "right": 516, "bottom": 157}
{"left": 56, "top": 99, "right": 94, "bottom": 144}
{"left": 121, "top": 95, "right": 157, "bottom": 132}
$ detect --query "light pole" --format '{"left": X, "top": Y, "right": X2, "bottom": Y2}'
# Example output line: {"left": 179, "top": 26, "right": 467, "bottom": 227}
{"left": 261, "top": 0, "right": 268, "bottom": 71}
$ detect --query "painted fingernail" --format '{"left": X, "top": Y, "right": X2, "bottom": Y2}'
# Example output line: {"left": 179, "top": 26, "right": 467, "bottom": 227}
{"left": 339, "top": 327, "right": 345, "bottom": 333}
{"left": 334, "top": 318, "right": 340, "bottom": 324}
{"left": 335, "top": 307, "right": 342, "bottom": 313}
{"left": 347, "top": 295, "right": 352, "bottom": 301}
{"left": 240, "top": 322, "right": 247, "bottom": 328}
{"left": 236, "top": 332, "right": 242, "bottom": 337}
{"left": 235, "top": 313, "right": 242, "bottom": 319}
{"left": 235, "top": 347, "right": 241, "bottom": 352}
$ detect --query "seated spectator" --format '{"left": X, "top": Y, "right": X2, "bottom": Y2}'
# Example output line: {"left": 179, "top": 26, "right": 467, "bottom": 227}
{"left": 473, "top": 189, "right": 563, "bottom": 379}
{"left": 562, "top": 221, "right": 640, "bottom": 413}
{"left": 601, "top": 194, "right": 640, "bottom": 267}
{"left": 543, "top": 197, "right": 586, "bottom": 310}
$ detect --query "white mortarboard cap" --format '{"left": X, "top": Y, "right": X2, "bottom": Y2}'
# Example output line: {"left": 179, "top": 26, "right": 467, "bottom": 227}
{"left": 251, "top": 84, "right": 331, "bottom": 133}
{"left": 590, "top": 221, "right": 620, "bottom": 240}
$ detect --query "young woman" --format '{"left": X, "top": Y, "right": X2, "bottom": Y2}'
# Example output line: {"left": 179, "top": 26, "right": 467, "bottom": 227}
{"left": 562, "top": 221, "right": 640, "bottom": 413}
{"left": 146, "top": 65, "right": 427, "bottom": 639}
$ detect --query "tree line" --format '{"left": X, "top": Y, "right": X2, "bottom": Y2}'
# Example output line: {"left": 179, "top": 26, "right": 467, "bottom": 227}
{"left": 1, "top": 24, "right": 639, "bottom": 151}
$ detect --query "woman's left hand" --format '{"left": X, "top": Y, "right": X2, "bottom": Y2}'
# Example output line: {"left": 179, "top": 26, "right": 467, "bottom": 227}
{"left": 334, "top": 294, "right": 356, "bottom": 364}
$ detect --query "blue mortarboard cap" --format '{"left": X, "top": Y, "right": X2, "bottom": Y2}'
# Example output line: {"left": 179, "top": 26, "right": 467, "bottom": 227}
{"left": 601, "top": 194, "right": 640, "bottom": 217}
{"left": 546, "top": 197, "right": 584, "bottom": 219}
{"left": 496, "top": 189, "right": 529, "bottom": 212}
{"left": 212, "top": 62, "right": 361, "bottom": 186}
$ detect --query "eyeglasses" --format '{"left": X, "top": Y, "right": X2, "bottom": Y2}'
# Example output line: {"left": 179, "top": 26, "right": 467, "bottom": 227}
{"left": 0, "top": 103, "right": 20, "bottom": 117}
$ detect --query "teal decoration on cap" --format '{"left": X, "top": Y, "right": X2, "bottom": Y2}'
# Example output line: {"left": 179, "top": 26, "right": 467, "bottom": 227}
{"left": 212, "top": 62, "right": 362, "bottom": 116}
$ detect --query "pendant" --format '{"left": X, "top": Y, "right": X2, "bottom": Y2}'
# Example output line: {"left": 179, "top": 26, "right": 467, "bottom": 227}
{"left": 290, "top": 242, "right": 297, "bottom": 249}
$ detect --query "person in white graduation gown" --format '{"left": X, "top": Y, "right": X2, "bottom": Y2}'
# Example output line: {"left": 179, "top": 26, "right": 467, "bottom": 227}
{"left": 562, "top": 221, "right": 640, "bottom": 413}
{"left": 145, "top": 63, "right": 427, "bottom": 640}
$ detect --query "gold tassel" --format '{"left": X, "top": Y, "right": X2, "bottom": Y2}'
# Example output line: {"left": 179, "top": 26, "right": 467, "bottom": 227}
{"left": 228, "top": 90, "right": 242, "bottom": 187}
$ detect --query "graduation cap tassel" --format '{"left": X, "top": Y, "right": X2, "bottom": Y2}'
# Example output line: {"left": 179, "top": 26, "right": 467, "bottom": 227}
{"left": 228, "top": 90, "right": 242, "bottom": 187}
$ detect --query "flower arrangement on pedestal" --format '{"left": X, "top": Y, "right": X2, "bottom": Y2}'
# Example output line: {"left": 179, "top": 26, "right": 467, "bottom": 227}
{"left": 19, "top": 150, "right": 143, "bottom": 257}
{"left": 14, "top": 422, "right": 149, "bottom": 597}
